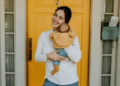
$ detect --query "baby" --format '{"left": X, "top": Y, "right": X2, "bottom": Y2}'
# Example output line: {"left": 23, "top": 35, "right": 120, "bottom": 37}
{"left": 49, "top": 23, "right": 76, "bottom": 75}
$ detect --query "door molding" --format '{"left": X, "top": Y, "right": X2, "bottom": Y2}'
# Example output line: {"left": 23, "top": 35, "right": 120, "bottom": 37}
{"left": 15, "top": 0, "right": 26, "bottom": 86}
{"left": 116, "top": 1, "right": 120, "bottom": 86}
{"left": 0, "top": 0, "right": 1, "bottom": 85}
{"left": 0, "top": 0, "right": 5, "bottom": 85}
{"left": 0, "top": 0, "right": 26, "bottom": 86}
{"left": 89, "top": 0, "right": 102, "bottom": 86}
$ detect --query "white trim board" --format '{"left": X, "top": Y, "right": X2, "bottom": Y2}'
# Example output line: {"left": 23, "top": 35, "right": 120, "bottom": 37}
{"left": 1, "top": 0, "right": 5, "bottom": 85}
{"left": 15, "top": 0, "right": 26, "bottom": 86}
{"left": 0, "top": 0, "right": 26, "bottom": 86}
{"left": 89, "top": 0, "right": 102, "bottom": 86}
{"left": 0, "top": 0, "right": 1, "bottom": 85}
{"left": 115, "top": 1, "right": 120, "bottom": 86}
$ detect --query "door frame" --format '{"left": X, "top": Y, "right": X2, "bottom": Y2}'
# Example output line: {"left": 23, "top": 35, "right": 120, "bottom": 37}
{"left": 0, "top": 0, "right": 1, "bottom": 85}
{"left": 89, "top": 0, "right": 101, "bottom": 86}
{"left": 115, "top": 1, "right": 120, "bottom": 86}
{"left": 89, "top": 0, "right": 120, "bottom": 86}
{"left": 0, "top": 0, "right": 26, "bottom": 86}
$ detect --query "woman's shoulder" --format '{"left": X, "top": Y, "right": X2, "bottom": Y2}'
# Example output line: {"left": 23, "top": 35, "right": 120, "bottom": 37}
{"left": 40, "top": 29, "right": 53, "bottom": 37}
{"left": 37, "top": 29, "right": 53, "bottom": 42}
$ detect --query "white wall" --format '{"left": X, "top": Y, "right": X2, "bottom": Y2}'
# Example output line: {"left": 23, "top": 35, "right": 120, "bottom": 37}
{"left": 89, "top": 0, "right": 102, "bottom": 86}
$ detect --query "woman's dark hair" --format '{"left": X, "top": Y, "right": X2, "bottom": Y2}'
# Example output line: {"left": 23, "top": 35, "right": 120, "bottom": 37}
{"left": 55, "top": 6, "right": 72, "bottom": 23}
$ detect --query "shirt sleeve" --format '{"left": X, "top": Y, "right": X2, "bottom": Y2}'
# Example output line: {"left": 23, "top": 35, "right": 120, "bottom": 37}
{"left": 35, "top": 34, "right": 47, "bottom": 62}
{"left": 64, "top": 36, "right": 81, "bottom": 63}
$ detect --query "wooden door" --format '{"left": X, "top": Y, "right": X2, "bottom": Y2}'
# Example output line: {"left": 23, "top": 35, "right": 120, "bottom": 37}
{"left": 27, "top": 0, "right": 90, "bottom": 86}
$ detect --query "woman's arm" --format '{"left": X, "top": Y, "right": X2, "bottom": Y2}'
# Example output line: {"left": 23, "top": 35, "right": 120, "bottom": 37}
{"left": 64, "top": 36, "right": 81, "bottom": 63}
{"left": 35, "top": 33, "right": 65, "bottom": 62}
{"left": 35, "top": 34, "right": 48, "bottom": 62}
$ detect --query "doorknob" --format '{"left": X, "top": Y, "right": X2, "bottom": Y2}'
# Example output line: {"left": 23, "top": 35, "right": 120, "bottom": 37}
{"left": 29, "top": 38, "right": 32, "bottom": 61}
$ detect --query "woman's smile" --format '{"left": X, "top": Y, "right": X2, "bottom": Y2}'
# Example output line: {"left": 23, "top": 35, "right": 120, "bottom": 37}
{"left": 53, "top": 20, "right": 58, "bottom": 25}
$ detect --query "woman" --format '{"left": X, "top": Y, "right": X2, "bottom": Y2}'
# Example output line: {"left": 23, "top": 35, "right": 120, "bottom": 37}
{"left": 35, "top": 6, "right": 81, "bottom": 86}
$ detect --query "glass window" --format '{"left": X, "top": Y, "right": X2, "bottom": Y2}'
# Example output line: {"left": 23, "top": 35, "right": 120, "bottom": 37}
{"left": 5, "top": 14, "right": 14, "bottom": 32}
{"left": 6, "top": 74, "right": 15, "bottom": 86}
{"left": 5, "top": 0, "right": 14, "bottom": 12}
{"left": 103, "top": 15, "right": 113, "bottom": 22}
{"left": 103, "top": 0, "right": 114, "bottom": 13}
{"left": 4, "top": 0, "right": 15, "bottom": 86}
{"left": 5, "top": 34, "right": 14, "bottom": 52}
{"left": 102, "top": 56, "right": 111, "bottom": 74}
{"left": 101, "top": 76, "right": 111, "bottom": 86}
{"left": 5, "top": 54, "right": 14, "bottom": 72}
{"left": 102, "top": 40, "right": 112, "bottom": 54}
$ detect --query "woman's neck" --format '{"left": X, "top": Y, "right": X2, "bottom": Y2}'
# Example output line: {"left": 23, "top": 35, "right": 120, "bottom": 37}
{"left": 53, "top": 28, "right": 58, "bottom": 31}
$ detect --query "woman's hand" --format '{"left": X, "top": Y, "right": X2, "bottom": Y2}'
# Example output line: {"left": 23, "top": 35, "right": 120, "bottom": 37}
{"left": 47, "top": 50, "right": 65, "bottom": 61}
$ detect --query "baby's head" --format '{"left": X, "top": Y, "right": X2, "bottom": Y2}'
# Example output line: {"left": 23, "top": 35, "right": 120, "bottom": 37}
{"left": 58, "top": 23, "right": 70, "bottom": 33}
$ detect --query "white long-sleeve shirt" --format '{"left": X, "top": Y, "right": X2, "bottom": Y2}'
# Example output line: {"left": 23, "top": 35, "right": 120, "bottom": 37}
{"left": 35, "top": 29, "right": 81, "bottom": 85}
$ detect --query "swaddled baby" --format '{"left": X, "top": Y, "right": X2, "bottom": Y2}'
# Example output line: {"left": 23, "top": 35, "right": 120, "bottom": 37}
{"left": 49, "top": 23, "right": 76, "bottom": 75}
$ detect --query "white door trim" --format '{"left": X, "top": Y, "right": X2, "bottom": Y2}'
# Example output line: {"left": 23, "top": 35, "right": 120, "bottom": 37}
{"left": 89, "top": 0, "right": 102, "bottom": 86}
{"left": 0, "top": 0, "right": 1, "bottom": 85}
{"left": 15, "top": 0, "right": 26, "bottom": 86}
{"left": 115, "top": 1, "right": 120, "bottom": 86}
{"left": 0, "top": 0, "right": 6, "bottom": 85}
{"left": 0, "top": 0, "right": 26, "bottom": 86}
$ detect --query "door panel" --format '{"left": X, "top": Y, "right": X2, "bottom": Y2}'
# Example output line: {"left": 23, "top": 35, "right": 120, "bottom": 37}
{"left": 63, "top": 0, "right": 83, "bottom": 6}
{"left": 27, "top": 0, "right": 90, "bottom": 86}
{"left": 36, "top": 0, "right": 55, "bottom": 6}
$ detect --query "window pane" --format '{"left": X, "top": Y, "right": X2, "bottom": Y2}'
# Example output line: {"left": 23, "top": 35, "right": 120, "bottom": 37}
{"left": 5, "top": 34, "right": 14, "bottom": 52}
{"left": 5, "top": 0, "right": 14, "bottom": 12}
{"left": 102, "top": 40, "right": 112, "bottom": 54}
{"left": 101, "top": 76, "right": 111, "bottom": 86}
{"left": 104, "top": 0, "right": 114, "bottom": 13}
{"left": 5, "top": 54, "right": 14, "bottom": 72}
{"left": 102, "top": 56, "right": 111, "bottom": 74}
{"left": 103, "top": 15, "right": 113, "bottom": 22}
{"left": 6, "top": 74, "right": 15, "bottom": 86}
{"left": 5, "top": 14, "right": 14, "bottom": 32}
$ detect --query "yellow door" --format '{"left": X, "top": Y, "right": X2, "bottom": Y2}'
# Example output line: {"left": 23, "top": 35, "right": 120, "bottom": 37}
{"left": 27, "top": 0, "right": 90, "bottom": 86}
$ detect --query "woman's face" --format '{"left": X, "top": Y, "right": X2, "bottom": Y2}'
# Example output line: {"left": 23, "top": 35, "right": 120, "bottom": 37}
{"left": 52, "top": 10, "right": 65, "bottom": 29}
